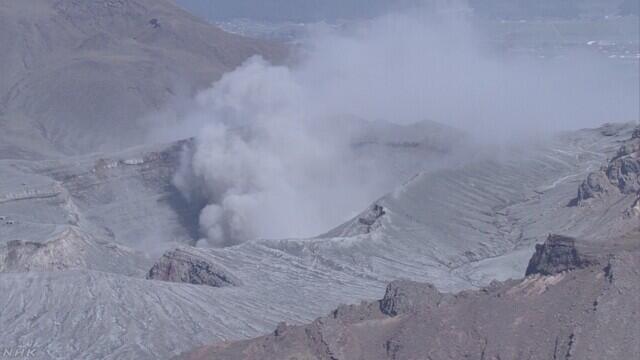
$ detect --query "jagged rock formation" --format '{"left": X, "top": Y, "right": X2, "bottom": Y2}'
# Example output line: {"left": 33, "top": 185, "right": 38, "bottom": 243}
{"left": 525, "top": 234, "right": 596, "bottom": 276}
{"left": 179, "top": 236, "right": 640, "bottom": 360}
{"left": 147, "top": 247, "right": 241, "bottom": 287}
{"left": 576, "top": 171, "right": 613, "bottom": 202}
{"left": 379, "top": 280, "right": 443, "bottom": 316}
{"left": 359, "top": 204, "right": 386, "bottom": 228}
{"left": 323, "top": 203, "right": 388, "bottom": 237}
{"left": 576, "top": 125, "right": 640, "bottom": 205}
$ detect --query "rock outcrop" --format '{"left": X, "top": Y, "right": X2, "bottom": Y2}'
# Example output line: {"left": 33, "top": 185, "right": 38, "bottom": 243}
{"left": 147, "top": 248, "right": 241, "bottom": 287}
{"left": 576, "top": 171, "right": 614, "bottom": 202}
{"left": 576, "top": 126, "right": 640, "bottom": 204}
{"left": 525, "top": 234, "right": 596, "bottom": 276}
{"left": 178, "top": 235, "right": 640, "bottom": 360}
{"left": 379, "top": 280, "right": 443, "bottom": 316}
{"left": 357, "top": 204, "right": 386, "bottom": 230}
{"left": 321, "top": 203, "right": 387, "bottom": 237}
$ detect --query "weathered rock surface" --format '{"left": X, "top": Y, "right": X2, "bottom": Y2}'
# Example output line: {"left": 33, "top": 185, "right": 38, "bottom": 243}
{"left": 379, "top": 280, "right": 443, "bottom": 316}
{"left": 525, "top": 234, "right": 596, "bottom": 276}
{"left": 577, "top": 125, "right": 640, "bottom": 204}
{"left": 576, "top": 170, "right": 613, "bottom": 201}
{"left": 179, "top": 236, "right": 640, "bottom": 360}
{"left": 147, "top": 247, "right": 241, "bottom": 287}
{"left": 323, "top": 203, "right": 387, "bottom": 237}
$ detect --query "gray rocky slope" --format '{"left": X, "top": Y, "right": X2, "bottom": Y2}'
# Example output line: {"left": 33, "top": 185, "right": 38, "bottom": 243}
{"left": 0, "top": 123, "right": 637, "bottom": 359}
{"left": 0, "top": 0, "right": 284, "bottom": 157}
{"left": 1, "top": 2, "right": 638, "bottom": 359}
{"left": 180, "top": 232, "right": 640, "bottom": 360}
{"left": 180, "top": 124, "right": 640, "bottom": 360}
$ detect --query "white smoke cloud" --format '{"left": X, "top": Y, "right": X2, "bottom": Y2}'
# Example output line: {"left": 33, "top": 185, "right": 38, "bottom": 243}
{"left": 164, "top": 6, "right": 638, "bottom": 247}
{"left": 172, "top": 58, "right": 396, "bottom": 246}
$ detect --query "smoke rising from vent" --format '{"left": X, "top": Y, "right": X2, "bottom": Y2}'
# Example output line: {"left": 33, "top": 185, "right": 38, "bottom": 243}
{"left": 164, "top": 7, "right": 638, "bottom": 247}
{"left": 171, "top": 57, "right": 398, "bottom": 246}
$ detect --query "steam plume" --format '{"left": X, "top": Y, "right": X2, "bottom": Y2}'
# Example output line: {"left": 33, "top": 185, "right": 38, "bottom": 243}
{"left": 166, "top": 6, "right": 638, "bottom": 247}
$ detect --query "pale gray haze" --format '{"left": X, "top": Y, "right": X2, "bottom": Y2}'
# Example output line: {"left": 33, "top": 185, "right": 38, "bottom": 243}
{"left": 156, "top": 3, "right": 638, "bottom": 246}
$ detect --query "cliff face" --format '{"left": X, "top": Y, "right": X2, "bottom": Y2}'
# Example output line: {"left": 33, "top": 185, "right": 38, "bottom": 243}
{"left": 577, "top": 126, "right": 640, "bottom": 205}
{"left": 147, "top": 247, "right": 241, "bottom": 287}
{"left": 525, "top": 234, "right": 596, "bottom": 276}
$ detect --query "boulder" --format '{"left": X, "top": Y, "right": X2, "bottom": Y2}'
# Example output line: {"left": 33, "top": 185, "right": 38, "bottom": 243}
{"left": 147, "top": 248, "right": 241, "bottom": 287}
{"left": 379, "top": 280, "right": 442, "bottom": 316}
{"left": 525, "top": 235, "right": 596, "bottom": 276}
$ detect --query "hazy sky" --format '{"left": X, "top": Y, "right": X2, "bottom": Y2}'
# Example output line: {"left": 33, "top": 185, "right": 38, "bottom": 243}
{"left": 176, "top": 0, "right": 633, "bottom": 22}
{"left": 177, "top": 0, "right": 421, "bottom": 21}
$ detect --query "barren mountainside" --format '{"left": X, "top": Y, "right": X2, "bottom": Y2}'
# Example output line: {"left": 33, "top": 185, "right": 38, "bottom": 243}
{"left": 179, "top": 125, "right": 640, "bottom": 359}
{"left": 0, "top": 0, "right": 284, "bottom": 156}
{"left": 180, "top": 233, "right": 640, "bottom": 360}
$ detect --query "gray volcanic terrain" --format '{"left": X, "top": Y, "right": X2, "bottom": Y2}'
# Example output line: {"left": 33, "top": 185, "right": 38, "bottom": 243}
{"left": 1, "top": 123, "right": 637, "bottom": 359}
{"left": 0, "top": 0, "right": 284, "bottom": 156}
{"left": 0, "top": 1, "right": 638, "bottom": 360}
{"left": 181, "top": 233, "right": 640, "bottom": 360}
{"left": 180, "top": 126, "right": 640, "bottom": 360}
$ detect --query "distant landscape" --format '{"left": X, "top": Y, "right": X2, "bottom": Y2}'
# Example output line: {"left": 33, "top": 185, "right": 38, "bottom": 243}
{"left": 178, "top": 0, "right": 638, "bottom": 22}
